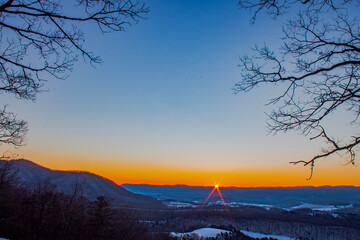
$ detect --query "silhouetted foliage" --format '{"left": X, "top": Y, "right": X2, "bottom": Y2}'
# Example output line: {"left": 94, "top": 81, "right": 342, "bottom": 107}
{"left": 236, "top": 0, "right": 360, "bottom": 178}
{"left": 88, "top": 196, "right": 115, "bottom": 239}
{"left": 238, "top": 0, "right": 352, "bottom": 23}
{"left": 0, "top": 0, "right": 148, "bottom": 148}
{"left": 0, "top": 106, "right": 27, "bottom": 146}
{"left": 138, "top": 203, "right": 360, "bottom": 240}
{"left": 0, "top": 159, "right": 18, "bottom": 192}
{"left": 0, "top": 161, "right": 160, "bottom": 240}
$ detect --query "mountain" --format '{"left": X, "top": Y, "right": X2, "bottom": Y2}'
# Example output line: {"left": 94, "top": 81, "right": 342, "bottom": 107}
{"left": 122, "top": 184, "right": 360, "bottom": 209}
{"left": 5, "top": 159, "right": 164, "bottom": 209}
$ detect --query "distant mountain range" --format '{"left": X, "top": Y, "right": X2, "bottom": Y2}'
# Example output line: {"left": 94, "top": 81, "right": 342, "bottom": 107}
{"left": 5, "top": 159, "right": 360, "bottom": 211}
{"left": 4, "top": 159, "right": 164, "bottom": 209}
{"left": 122, "top": 184, "right": 360, "bottom": 209}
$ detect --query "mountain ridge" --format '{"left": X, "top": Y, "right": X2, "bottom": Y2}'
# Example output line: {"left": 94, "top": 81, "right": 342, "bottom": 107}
{"left": 3, "top": 159, "right": 164, "bottom": 209}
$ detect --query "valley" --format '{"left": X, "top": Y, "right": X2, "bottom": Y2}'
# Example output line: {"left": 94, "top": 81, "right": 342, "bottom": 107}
{"left": 1, "top": 159, "right": 359, "bottom": 239}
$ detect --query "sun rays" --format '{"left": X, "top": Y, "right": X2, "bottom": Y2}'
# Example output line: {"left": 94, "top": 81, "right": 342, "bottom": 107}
{"left": 195, "top": 185, "right": 233, "bottom": 220}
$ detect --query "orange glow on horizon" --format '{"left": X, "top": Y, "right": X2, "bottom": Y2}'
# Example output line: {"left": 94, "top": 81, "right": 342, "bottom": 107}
{"left": 12, "top": 150, "right": 360, "bottom": 188}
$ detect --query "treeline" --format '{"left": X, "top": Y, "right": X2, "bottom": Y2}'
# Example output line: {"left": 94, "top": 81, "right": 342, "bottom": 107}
{"left": 0, "top": 161, "right": 170, "bottom": 240}
{"left": 174, "top": 206, "right": 360, "bottom": 230}
{"left": 233, "top": 219, "right": 360, "bottom": 240}
{"left": 139, "top": 205, "right": 360, "bottom": 240}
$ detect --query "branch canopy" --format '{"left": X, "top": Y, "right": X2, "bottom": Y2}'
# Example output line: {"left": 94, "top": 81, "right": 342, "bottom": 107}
{"left": 0, "top": 0, "right": 147, "bottom": 148}
{"left": 237, "top": 0, "right": 360, "bottom": 178}
{"left": 0, "top": 0, "right": 148, "bottom": 100}
{"left": 0, "top": 106, "right": 27, "bottom": 146}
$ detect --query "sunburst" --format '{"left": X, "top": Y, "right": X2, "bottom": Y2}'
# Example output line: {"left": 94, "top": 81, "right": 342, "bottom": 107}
{"left": 195, "top": 184, "right": 232, "bottom": 220}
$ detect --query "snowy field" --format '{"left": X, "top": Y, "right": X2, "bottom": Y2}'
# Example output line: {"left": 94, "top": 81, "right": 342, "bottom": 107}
{"left": 290, "top": 203, "right": 353, "bottom": 211}
{"left": 240, "top": 230, "right": 296, "bottom": 240}
{"left": 171, "top": 227, "right": 296, "bottom": 240}
{"left": 165, "top": 200, "right": 354, "bottom": 212}
{"left": 164, "top": 201, "right": 196, "bottom": 208}
{"left": 171, "top": 228, "right": 230, "bottom": 238}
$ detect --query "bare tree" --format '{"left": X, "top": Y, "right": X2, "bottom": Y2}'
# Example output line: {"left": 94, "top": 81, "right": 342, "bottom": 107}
{"left": 236, "top": 0, "right": 360, "bottom": 178}
{"left": 238, "top": 0, "right": 351, "bottom": 23}
{"left": 0, "top": 0, "right": 148, "bottom": 147}
{"left": 0, "top": 157, "right": 18, "bottom": 193}
{"left": 61, "top": 174, "right": 86, "bottom": 240}
{"left": 0, "top": 105, "right": 27, "bottom": 146}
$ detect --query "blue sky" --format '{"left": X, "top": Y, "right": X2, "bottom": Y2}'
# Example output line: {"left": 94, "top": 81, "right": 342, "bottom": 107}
{"left": 1, "top": 0, "right": 358, "bottom": 186}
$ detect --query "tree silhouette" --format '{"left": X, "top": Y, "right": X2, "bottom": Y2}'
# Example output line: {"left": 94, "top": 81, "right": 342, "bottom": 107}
{"left": 0, "top": 0, "right": 148, "bottom": 147}
{"left": 0, "top": 106, "right": 27, "bottom": 146}
{"left": 236, "top": 0, "right": 360, "bottom": 178}
{"left": 88, "top": 196, "right": 114, "bottom": 239}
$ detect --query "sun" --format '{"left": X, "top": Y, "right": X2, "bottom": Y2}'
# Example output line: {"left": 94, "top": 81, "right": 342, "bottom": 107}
{"left": 215, "top": 184, "right": 219, "bottom": 188}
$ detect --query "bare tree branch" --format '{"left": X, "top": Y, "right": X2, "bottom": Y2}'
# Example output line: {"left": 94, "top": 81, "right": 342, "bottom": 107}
{"left": 237, "top": 0, "right": 360, "bottom": 178}
{"left": 0, "top": 105, "right": 27, "bottom": 146}
{"left": 0, "top": 0, "right": 148, "bottom": 148}
{"left": 238, "top": 0, "right": 354, "bottom": 23}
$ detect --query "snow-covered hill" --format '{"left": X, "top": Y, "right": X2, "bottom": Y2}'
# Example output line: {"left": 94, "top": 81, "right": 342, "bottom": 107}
{"left": 171, "top": 228, "right": 296, "bottom": 240}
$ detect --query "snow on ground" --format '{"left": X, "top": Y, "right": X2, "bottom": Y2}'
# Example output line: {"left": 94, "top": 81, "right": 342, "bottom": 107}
{"left": 226, "top": 201, "right": 273, "bottom": 209}
{"left": 291, "top": 203, "right": 353, "bottom": 211}
{"left": 240, "top": 230, "right": 296, "bottom": 240}
{"left": 171, "top": 228, "right": 230, "bottom": 238}
{"left": 171, "top": 228, "right": 296, "bottom": 239}
{"left": 165, "top": 201, "right": 196, "bottom": 208}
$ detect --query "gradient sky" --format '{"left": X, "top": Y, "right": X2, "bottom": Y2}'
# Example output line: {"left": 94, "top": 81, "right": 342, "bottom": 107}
{"left": 1, "top": 0, "right": 359, "bottom": 187}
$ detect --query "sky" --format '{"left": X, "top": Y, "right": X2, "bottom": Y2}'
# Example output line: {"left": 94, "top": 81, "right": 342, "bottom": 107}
{"left": 1, "top": 0, "right": 359, "bottom": 187}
